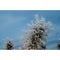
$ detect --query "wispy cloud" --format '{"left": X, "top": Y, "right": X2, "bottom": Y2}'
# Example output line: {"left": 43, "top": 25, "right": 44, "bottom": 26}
{"left": 0, "top": 16, "right": 26, "bottom": 29}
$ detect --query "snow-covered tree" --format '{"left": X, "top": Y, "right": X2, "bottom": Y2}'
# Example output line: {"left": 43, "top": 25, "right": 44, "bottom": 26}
{"left": 22, "top": 14, "right": 53, "bottom": 50}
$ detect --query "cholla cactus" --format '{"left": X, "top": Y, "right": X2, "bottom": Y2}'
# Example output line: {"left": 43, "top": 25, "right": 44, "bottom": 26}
{"left": 57, "top": 37, "right": 60, "bottom": 50}
{"left": 6, "top": 40, "right": 14, "bottom": 50}
{"left": 22, "top": 14, "right": 52, "bottom": 50}
{"left": 57, "top": 43, "right": 60, "bottom": 50}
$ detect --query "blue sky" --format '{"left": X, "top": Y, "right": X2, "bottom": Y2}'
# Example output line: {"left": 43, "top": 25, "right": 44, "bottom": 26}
{"left": 0, "top": 10, "right": 60, "bottom": 49}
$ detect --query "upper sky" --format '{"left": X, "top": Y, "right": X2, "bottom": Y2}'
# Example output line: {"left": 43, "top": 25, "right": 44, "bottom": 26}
{"left": 0, "top": 10, "right": 60, "bottom": 49}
